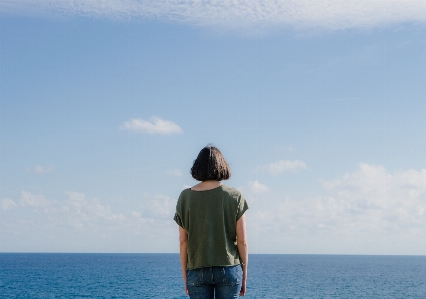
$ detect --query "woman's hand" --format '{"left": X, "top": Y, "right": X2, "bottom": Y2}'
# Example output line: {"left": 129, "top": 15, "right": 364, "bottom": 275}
{"left": 237, "top": 215, "right": 248, "bottom": 296}
{"left": 239, "top": 278, "right": 246, "bottom": 296}
{"left": 179, "top": 226, "right": 189, "bottom": 295}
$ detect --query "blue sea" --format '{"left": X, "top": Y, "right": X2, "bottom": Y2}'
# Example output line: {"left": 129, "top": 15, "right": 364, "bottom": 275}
{"left": 1, "top": 253, "right": 425, "bottom": 298}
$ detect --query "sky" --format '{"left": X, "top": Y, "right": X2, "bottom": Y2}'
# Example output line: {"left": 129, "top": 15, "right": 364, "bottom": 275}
{"left": 1, "top": 0, "right": 425, "bottom": 255}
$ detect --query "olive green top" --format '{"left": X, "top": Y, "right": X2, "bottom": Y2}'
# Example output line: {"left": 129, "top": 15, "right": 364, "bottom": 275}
{"left": 174, "top": 184, "right": 249, "bottom": 270}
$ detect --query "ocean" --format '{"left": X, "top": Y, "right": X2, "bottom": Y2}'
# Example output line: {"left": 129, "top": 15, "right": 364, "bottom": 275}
{"left": 1, "top": 253, "right": 425, "bottom": 298}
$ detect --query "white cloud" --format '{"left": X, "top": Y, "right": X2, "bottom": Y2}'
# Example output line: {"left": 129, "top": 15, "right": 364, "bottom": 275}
{"left": 254, "top": 163, "right": 426, "bottom": 233}
{"left": 140, "top": 194, "right": 175, "bottom": 219}
{"left": 264, "top": 159, "right": 306, "bottom": 175}
{"left": 20, "top": 191, "right": 50, "bottom": 208}
{"left": 0, "top": 190, "right": 179, "bottom": 252}
{"left": 1, "top": 198, "right": 17, "bottom": 210}
{"left": 120, "top": 117, "right": 182, "bottom": 134}
{"left": 318, "top": 163, "right": 426, "bottom": 229}
{"left": 247, "top": 180, "right": 268, "bottom": 194}
{"left": 3, "top": 163, "right": 425, "bottom": 254}
{"left": 64, "top": 191, "right": 125, "bottom": 229}
{"left": 1, "top": 0, "right": 426, "bottom": 30}
{"left": 28, "top": 165, "right": 55, "bottom": 174}
{"left": 237, "top": 180, "right": 269, "bottom": 203}
{"left": 244, "top": 163, "right": 426, "bottom": 254}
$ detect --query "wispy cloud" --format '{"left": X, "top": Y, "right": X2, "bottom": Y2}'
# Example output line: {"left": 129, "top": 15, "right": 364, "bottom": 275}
{"left": 238, "top": 180, "right": 269, "bottom": 198}
{"left": 320, "top": 163, "right": 426, "bottom": 225}
{"left": 1, "top": 198, "right": 17, "bottom": 211}
{"left": 0, "top": 189, "right": 181, "bottom": 251}
{"left": 120, "top": 117, "right": 182, "bottom": 134}
{"left": 254, "top": 163, "right": 426, "bottom": 234}
{"left": 139, "top": 194, "right": 175, "bottom": 219}
{"left": 1, "top": 190, "right": 175, "bottom": 232}
{"left": 64, "top": 191, "right": 125, "bottom": 229}
{"left": 263, "top": 159, "right": 306, "bottom": 175}
{"left": 27, "top": 165, "right": 56, "bottom": 174}
{"left": 246, "top": 163, "right": 426, "bottom": 254}
{"left": 2, "top": 163, "right": 426, "bottom": 253}
{"left": 20, "top": 191, "right": 51, "bottom": 208}
{"left": 1, "top": 0, "right": 425, "bottom": 30}
{"left": 247, "top": 180, "right": 269, "bottom": 194}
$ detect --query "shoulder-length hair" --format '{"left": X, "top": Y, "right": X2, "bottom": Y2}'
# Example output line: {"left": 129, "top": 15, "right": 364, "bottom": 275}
{"left": 191, "top": 145, "right": 231, "bottom": 181}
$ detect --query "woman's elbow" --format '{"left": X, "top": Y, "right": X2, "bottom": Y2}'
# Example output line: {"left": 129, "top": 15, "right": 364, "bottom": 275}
{"left": 179, "top": 234, "right": 188, "bottom": 246}
{"left": 237, "top": 238, "right": 248, "bottom": 246}
{"left": 178, "top": 226, "right": 188, "bottom": 246}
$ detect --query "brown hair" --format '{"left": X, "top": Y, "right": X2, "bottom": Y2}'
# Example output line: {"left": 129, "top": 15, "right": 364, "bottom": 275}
{"left": 191, "top": 145, "right": 231, "bottom": 181}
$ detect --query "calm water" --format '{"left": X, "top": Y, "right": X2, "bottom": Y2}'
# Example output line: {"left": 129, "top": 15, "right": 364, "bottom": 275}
{"left": 1, "top": 253, "right": 425, "bottom": 298}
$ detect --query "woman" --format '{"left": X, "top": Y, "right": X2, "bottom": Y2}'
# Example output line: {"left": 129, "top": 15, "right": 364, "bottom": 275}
{"left": 174, "top": 145, "right": 249, "bottom": 298}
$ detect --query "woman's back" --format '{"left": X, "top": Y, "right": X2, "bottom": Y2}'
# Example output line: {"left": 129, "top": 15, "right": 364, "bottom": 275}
{"left": 174, "top": 184, "right": 248, "bottom": 269}
{"left": 175, "top": 145, "right": 248, "bottom": 298}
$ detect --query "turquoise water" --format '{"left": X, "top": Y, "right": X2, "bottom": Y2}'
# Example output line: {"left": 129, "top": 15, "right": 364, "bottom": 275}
{"left": 1, "top": 253, "right": 425, "bottom": 298}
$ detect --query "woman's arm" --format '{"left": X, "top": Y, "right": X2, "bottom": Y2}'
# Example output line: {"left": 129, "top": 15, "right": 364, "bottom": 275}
{"left": 179, "top": 226, "right": 189, "bottom": 295}
{"left": 236, "top": 214, "right": 248, "bottom": 296}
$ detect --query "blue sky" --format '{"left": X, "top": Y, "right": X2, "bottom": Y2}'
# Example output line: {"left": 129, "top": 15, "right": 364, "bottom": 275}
{"left": 1, "top": 1, "right": 426, "bottom": 254}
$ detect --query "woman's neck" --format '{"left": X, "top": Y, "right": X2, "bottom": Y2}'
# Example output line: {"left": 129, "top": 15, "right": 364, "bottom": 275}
{"left": 191, "top": 180, "right": 222, "bottom": 191}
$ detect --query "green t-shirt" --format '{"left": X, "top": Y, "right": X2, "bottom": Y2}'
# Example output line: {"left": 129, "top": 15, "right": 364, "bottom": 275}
{"left": 174, "top": 184, "right": 249, "bottom": 270}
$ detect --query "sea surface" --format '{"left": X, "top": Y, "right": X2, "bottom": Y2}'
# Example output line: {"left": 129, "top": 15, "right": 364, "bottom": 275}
{"left": 1, "top": 253, "right": 425, "bottom": 298}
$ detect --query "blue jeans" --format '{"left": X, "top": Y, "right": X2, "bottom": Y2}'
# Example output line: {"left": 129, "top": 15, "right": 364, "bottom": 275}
{"left": 186, "top": 265, "right": 242, "bottom": 299}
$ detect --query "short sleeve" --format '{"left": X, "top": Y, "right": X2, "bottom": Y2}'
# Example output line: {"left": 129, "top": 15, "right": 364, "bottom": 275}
{"left": 174, "top": 212, "right": 184, "bottom": 228}
{"left": 236, "top": 195, "right": 249, "bottom": 220}
{"left": 173, "top": 191, "right": 185, "bottom": 228}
